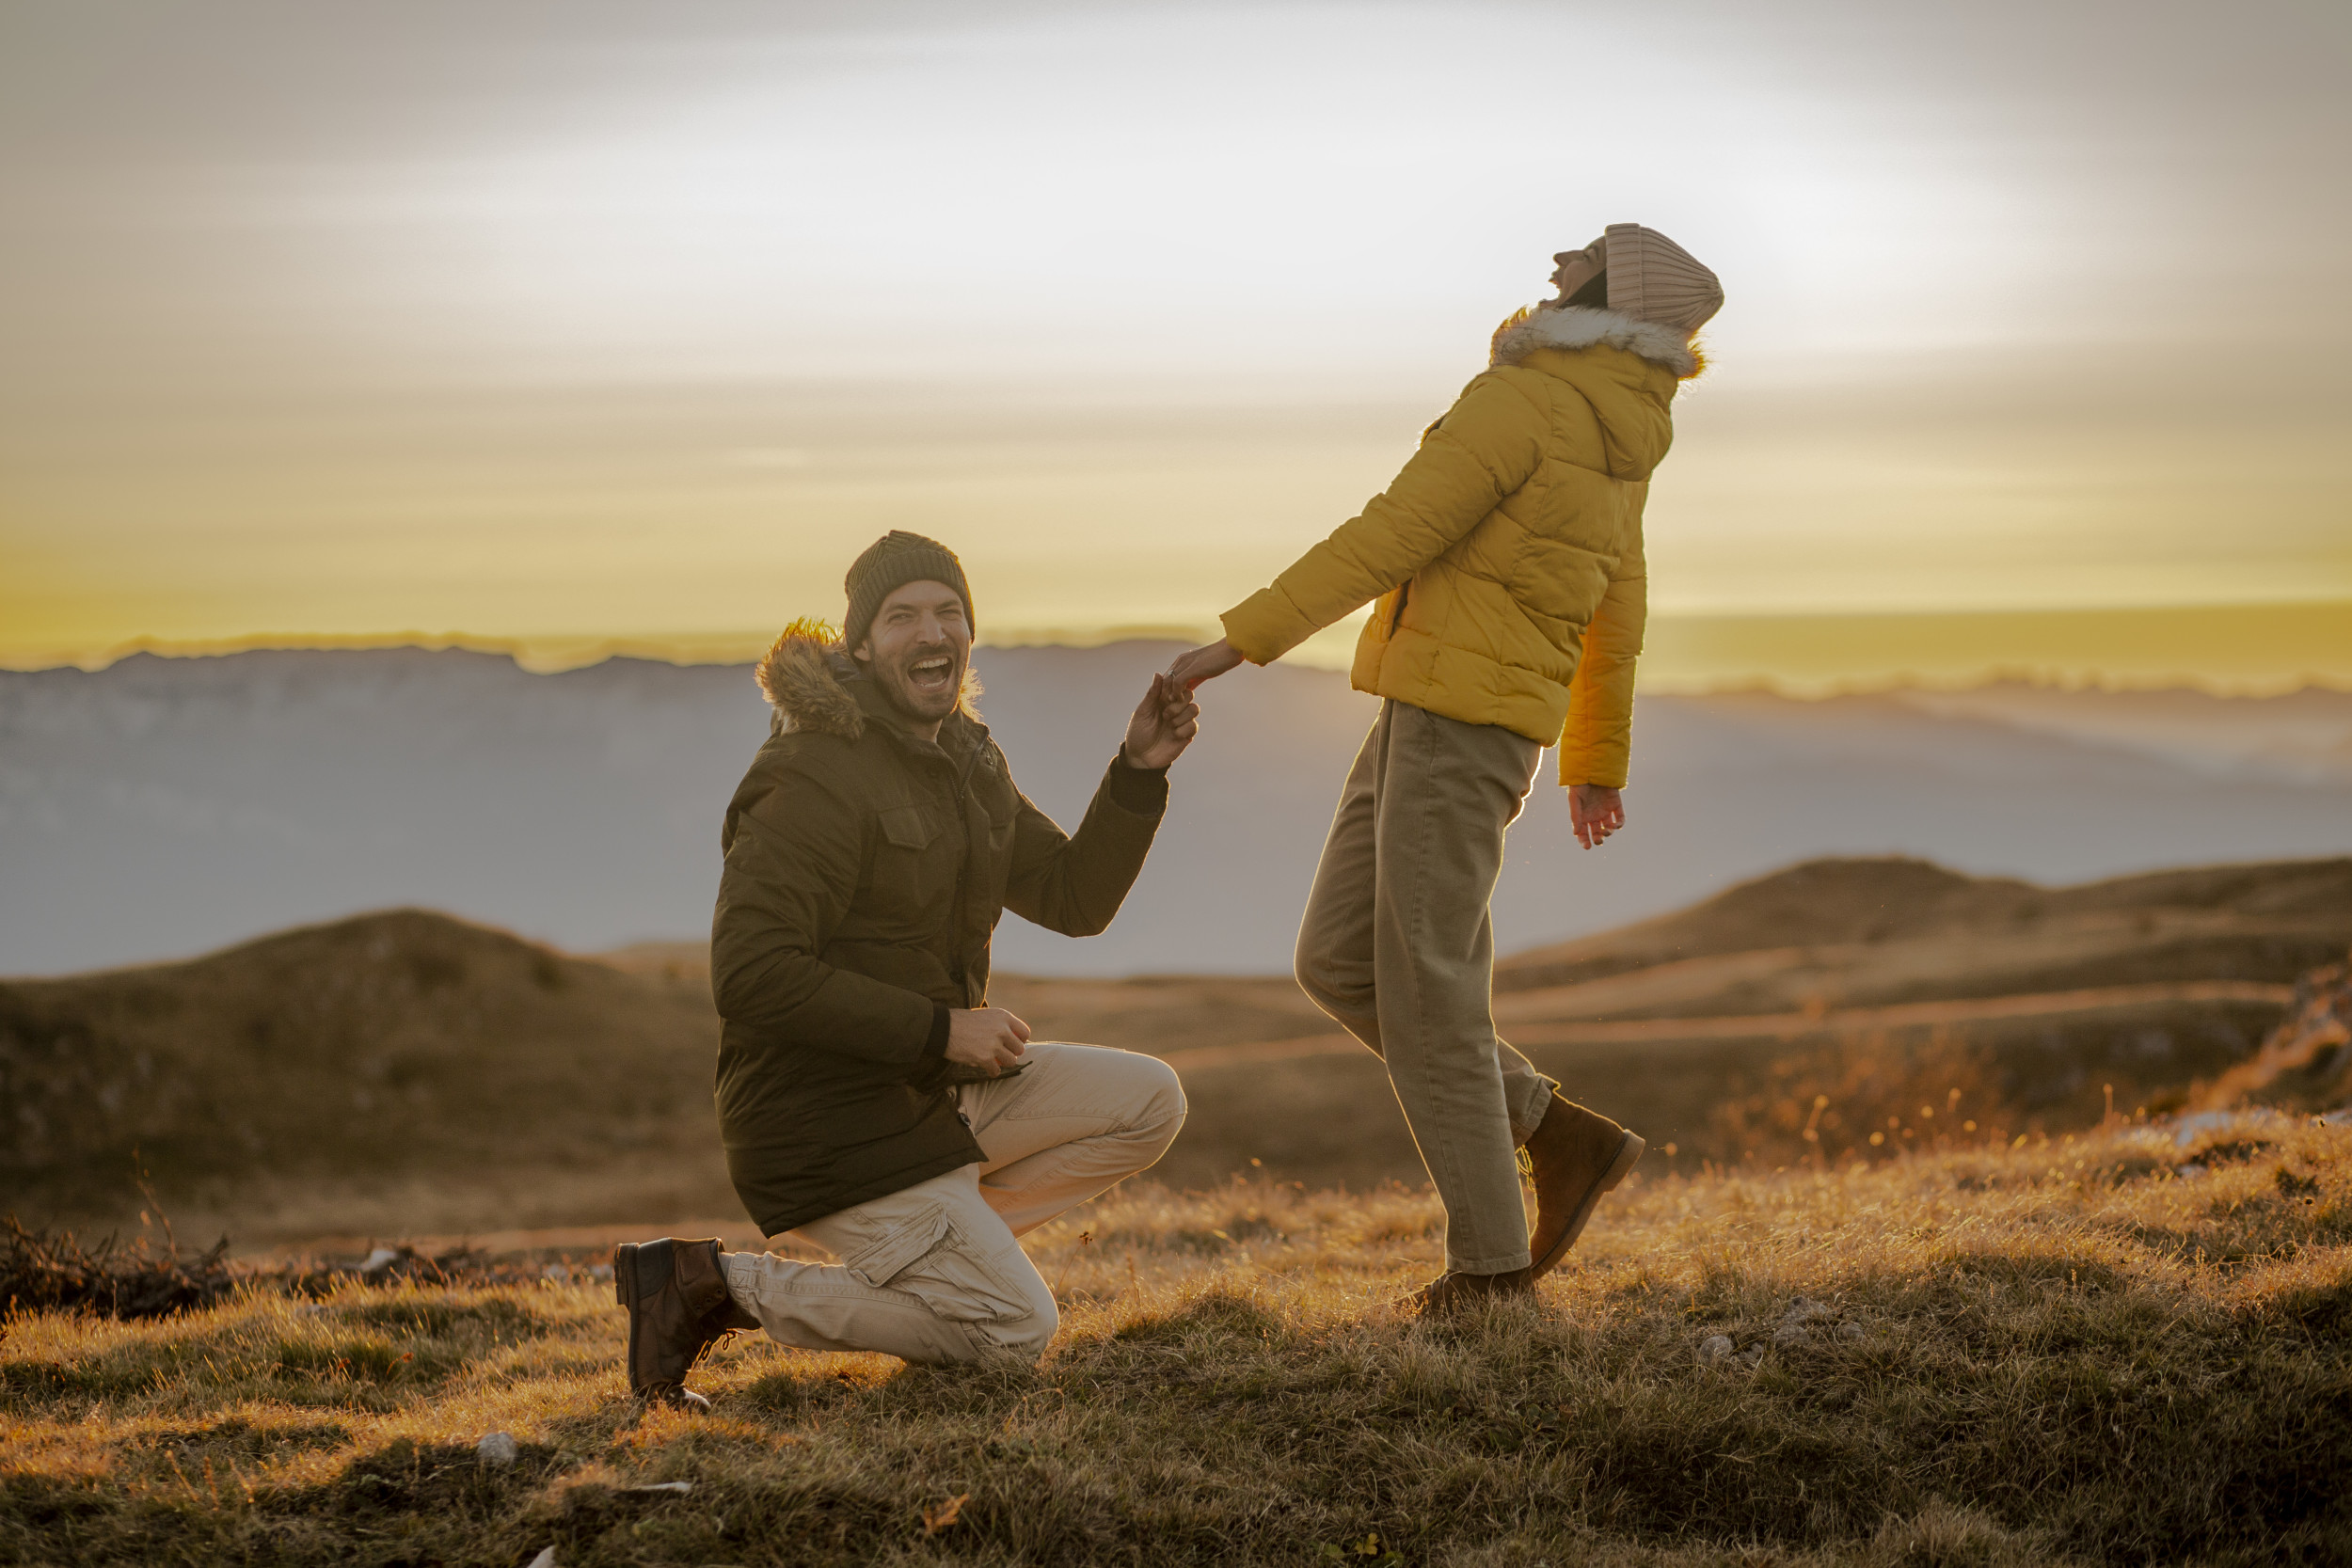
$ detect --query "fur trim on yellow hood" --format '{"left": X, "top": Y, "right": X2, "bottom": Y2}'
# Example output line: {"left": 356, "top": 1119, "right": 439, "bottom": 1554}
{"left": 754, "top": 619, "right": 982, "bottom": 739}
{"left": 1490, "top": 303, "right": 1702, "bottom": 379}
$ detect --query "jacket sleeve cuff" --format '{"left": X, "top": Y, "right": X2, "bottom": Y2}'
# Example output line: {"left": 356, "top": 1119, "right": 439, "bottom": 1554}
{"left": 1106, "top": 752, "right": 1171, "bottom": 815}
{"left": 1557, "top": 750, "right": 1629, "bottom": 789}
{"left": 923, "top": 1001, "right": 952, "bottom": 1060}
{"left": 1220, "top": 588, "right": 1319, "bottom": 665}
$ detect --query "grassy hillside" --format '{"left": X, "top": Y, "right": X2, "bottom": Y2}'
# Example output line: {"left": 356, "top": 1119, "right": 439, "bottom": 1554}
{"left": 6, "top": 858, "right": 2347, "bottom": 1239}
{"left": 1010, "top": 857, "right": 2352, "bottom": 1192}
{"left": 5, "top": 1114, "right": 2347, "bottom": 1566}
{"left": 1490, "top": 856, "right": 2352, "bottom": 1003}
{"left": 0, "top": 911, "right": 731, "bottom": 1236}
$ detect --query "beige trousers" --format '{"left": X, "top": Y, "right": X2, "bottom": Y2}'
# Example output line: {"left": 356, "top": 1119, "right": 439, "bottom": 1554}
{"left": 1295, "top": 699, "right": 1558, "bottom": 1274}
{"left": 723, "top": 1042, "right": 1184, "bottom": 1364}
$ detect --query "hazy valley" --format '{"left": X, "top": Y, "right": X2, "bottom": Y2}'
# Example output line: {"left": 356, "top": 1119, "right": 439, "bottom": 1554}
{"left": 5, "top": 643, "right": 2351, "bottom": 980}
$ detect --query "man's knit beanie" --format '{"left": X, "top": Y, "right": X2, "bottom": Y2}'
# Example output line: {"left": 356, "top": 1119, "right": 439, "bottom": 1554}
{"left": 1603, "top": 223, "right": 1724, "bottom": 332}
{"left": 844, "top": 531, "right": 974, "bottom": 651}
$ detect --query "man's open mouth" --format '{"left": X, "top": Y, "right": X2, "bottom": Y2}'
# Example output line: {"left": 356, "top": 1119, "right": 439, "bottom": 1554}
{"left": 906, "top": 655, "right": 956, "bottom": 696}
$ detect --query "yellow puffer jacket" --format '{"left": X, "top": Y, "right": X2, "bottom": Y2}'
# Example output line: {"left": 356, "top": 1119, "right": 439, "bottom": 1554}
{"left": 1219, "top": 305, "right": 1698, "bottom": 788}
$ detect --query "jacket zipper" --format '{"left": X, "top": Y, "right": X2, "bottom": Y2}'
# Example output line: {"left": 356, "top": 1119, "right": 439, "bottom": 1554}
{"left": 944, "top": 739, "right": 987, "bottom": 1116}
{"left": 946, "top": 738, "right": 983, "bottom": 1000}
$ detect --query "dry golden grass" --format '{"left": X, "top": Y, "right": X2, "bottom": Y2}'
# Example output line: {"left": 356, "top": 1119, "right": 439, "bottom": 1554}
{"left": 6, "top": 1113, "right": 2349, "bottom": 1567}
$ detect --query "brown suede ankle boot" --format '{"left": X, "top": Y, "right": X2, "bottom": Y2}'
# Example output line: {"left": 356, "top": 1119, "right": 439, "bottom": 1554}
{"left": 613, "top": 1237, "right": 746, "bottom": 1410}
{"left": 1405, "top": 1266, "right": 1535, "bottom": 1318}
{"left": 1523, "top": 1094, "right": 1644, "bottom": 1279}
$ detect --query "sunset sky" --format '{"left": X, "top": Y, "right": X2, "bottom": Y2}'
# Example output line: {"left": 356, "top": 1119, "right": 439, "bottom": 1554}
{"left": 3, "top": 0, "right": 2346, "bottom": 681}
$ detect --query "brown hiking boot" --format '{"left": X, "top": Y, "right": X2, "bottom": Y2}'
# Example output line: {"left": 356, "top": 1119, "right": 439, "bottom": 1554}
{"left": 1403, "top": 1266, "right": 1535, "bottom": 1319}
{"left": 613, "top": 1237, "right": 752, "bottom": 1410}
{"left": 1523, "top": 1094, "right": 1644, "bottom": 1279}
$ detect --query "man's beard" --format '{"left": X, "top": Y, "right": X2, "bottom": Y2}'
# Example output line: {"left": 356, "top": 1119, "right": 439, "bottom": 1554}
{"left": 874, "top": 641, "right": 964, "bottom": 722}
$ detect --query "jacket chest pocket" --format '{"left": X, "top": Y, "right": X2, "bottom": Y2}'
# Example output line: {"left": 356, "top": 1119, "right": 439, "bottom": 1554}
{"left": 966, "top": 790, "right": 1018, "bottom": 906}
{"left": 978, "top": 798, "right": 1016, "bottom": 855}
{"left": 872, "top": 804, "right": 957, "bottom": 911}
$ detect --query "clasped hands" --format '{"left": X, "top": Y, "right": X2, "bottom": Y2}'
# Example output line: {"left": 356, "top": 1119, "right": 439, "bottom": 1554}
{"left": 1120, "top": 670, "right": 1204, "bottom": 770}
{"left": 1117, "top": 636, "right": 1248, "bottom": 769}
{"left": 1164, "top": 636, "right": 1246, "bottom": 694}
{"left": 1121, "top": 635, "right": 1248, "bottom": 771}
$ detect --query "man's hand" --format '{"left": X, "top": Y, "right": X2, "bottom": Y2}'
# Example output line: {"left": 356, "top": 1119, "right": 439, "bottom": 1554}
{"left": 1568, "top": 784, "right": 1625, "bottom": 850}
{"left": 1165, "top": 638, "right": 1246, "bottom": 692}
{"left": 1121, "top": 673, "right": 1201, "bottom": 769}
{"left": 945, "top": 1006, "right": 1031, "bottom": 1075}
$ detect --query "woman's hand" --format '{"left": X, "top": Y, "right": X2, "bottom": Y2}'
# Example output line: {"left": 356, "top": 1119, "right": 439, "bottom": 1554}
{"left": 1568, "top": 784, "right": 1625, "bottom": 849}
{"left": 1165, "top": 638, "right": 1247, "bottom": 692}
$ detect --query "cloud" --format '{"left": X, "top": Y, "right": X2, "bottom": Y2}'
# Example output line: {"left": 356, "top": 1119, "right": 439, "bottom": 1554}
{"left": 2, "top": 0, "right": 2345, "bottom": 661}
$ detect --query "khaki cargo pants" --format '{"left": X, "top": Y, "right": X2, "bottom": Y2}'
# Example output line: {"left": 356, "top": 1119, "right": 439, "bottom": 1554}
{"left": 723, "top": 1042, "right": 1184, "bottom": 1364}
{"left": 1295, "top": 699, "right": 1558, "bottom": 1274}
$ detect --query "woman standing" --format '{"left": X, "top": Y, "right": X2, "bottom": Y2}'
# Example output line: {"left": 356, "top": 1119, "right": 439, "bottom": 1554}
{"left": 1167, "top": 225, "right": 1724, "bottom": 1314}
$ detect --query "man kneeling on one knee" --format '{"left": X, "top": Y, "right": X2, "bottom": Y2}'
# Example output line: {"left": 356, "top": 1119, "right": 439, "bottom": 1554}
{"left": 616, "top": 531, "right": 1198, "bottom": 1406}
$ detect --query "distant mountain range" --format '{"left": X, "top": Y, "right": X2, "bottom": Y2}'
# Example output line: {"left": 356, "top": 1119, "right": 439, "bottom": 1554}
{"left": 3, "top": 643, "right": 2349, "bottom": 977}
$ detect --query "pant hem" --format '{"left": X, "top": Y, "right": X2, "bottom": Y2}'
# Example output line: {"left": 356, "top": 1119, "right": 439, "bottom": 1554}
{"left": 1509, "top": 1076, "right": 1561, "bottom": 1144}
{"left": 723, "top": 1250, "right": 760, "bottom": 1314}
{"left": 1447, "top": 1250, "right": 1534, "bottom": 1275}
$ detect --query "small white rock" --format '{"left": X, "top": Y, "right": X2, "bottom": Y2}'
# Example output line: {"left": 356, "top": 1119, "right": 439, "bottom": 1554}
{"left": 476, "top": 1432, "right": 519, "bottom": 1466}
{"left": 1837, "top": 1321, "right": 1866, "bottom": 1342}
{"left": 2169, "top": 1110, "right": 2236, "bottom": 1147}
{"left": 524, "top": 1550, "right": 558, "bottom": 1568}
{"left": 360, "top": 1247, "right": 401, "bottom": 1273}
{"left": 627, "top": 1481, "right": 693, "bottom": 1495}
{"left": 2175, "top": 1163, "right": 2207, "bottom": 1180}
{"left": 1699, "top": 1334, "right": 1734, "bottom": 1366}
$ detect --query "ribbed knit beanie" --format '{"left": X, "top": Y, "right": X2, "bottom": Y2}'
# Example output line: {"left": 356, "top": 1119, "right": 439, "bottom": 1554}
{"left": 1603, "top": 223, "right": 1724, "bottom": 331}
{"left": 844, "top": 531, "right": 974, "bottom": 652}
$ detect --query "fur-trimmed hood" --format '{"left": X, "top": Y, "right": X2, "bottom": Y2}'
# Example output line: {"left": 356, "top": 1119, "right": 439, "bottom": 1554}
{"left": 1489, "top": 304, "right": 1700, "bottom": 378}
{"left": 754, "top": 619, "right": 982, "bottom": 740}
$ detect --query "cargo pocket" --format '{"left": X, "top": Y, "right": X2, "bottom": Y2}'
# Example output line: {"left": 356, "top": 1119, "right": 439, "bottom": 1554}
{"left": 874, "top": 803, "right": 950, "bottom": 908}
{"left": 878, "top": 804, "right": 935, "bottom": 850}
{"left": 975, "top": 794, "right": 1015, "bottom": 855}
{"left": 842, "top": 1206, "right": 1031, "bottom": 1325}
{"left": 843, "top": 1204, "right": 954, "bottom": 1289}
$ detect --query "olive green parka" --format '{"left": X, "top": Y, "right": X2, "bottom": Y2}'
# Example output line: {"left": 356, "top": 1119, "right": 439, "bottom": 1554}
{"left": 710, "top": 627, "right": 1167, "bottom": 1237}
